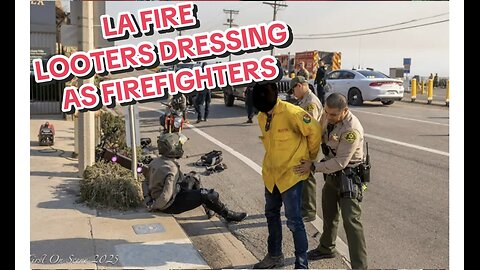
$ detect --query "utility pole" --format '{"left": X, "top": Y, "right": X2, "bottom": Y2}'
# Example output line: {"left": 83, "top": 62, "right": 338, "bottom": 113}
{"left": 78, "top": 1, "right": 95, "bottom": 176}
{"left": 223, "top": 9, "right": 239, "bottom": 62}
{"left": 262, "top": 1, "right": 287, "bottom": 56}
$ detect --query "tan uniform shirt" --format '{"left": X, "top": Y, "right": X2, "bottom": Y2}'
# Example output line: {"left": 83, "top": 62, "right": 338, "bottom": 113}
{"left": 297, "top": 90, "right": 323, "bottom": 122}
{"left": 297, "top": 68, "right": 310, "bottom": 79}
{"left": 314, "top": 111, "right": 364, "bottom": 174}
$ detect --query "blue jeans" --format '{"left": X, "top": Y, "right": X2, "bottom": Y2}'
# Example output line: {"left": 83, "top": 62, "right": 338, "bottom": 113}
{"left": 194, "top": 90, "right": 211, "bottom": 120}
{"left": 265, "top": 181, "right": 308, "bottom": 269}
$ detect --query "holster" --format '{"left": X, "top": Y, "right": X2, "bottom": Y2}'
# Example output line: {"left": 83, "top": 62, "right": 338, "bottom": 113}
{"left": 339, "top": 168, "right": 363, "bottom": 202}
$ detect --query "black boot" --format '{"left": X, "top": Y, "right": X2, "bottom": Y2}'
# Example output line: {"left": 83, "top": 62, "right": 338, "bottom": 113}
{"left": 201, "top": 189, "right": 247, "bottom": 222}
{"left": 220, "top": 208, "right": 247, "bottom": 222}
{"left": 203, "top": 204, "right": 215, "bottom": 219}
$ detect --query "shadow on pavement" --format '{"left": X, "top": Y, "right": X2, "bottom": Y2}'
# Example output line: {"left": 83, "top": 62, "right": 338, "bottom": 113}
{"left": 30, "top": 146, "right": 75, "bottom": 158}
{"left": 31, "top": 238, "right": 206, "bottom": 268}
{"left": 34, "top": 176, "right": 159, "bottom": 220}
{"left": 176, "top": 211, "right": 290, "bottom": 237}
{"left": 30, "top": 171, "right": 78, "bottom": 179}
{"left": 418, "top": 134, "right": 449, "bottom": 137}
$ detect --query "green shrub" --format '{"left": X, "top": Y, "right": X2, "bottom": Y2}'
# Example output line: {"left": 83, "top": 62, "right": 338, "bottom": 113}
{"left": 98, "top": 111, "right": 144, "bottom": 159}
{"left": 99, "top": 112, "right": 126, "bottom": 150}
{"left": 80, "top": 161, "right": 143, "bottom": 210}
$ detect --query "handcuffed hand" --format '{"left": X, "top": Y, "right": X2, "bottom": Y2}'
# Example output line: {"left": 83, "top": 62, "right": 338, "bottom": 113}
{"left": 293, "top": 159, "right": 312, "bottom": 175}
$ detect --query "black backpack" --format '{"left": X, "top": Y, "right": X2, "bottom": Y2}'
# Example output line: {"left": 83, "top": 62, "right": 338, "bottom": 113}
{"left": 197, "top": 150, "right": 223, "bottom": 166}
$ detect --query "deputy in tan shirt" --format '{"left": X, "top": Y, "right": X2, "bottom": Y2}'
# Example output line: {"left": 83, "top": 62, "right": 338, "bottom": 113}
{"left": 293, "top": 93, "right": 368, "bottom": 269}
{"left": 296, "top": 61, "right": 310, "bottom": 79}
{"left": 289, "top": 76, "right": 323, "bottom": 122}
{"left": 288, "top": 76, "right": 324, "bottom": 222}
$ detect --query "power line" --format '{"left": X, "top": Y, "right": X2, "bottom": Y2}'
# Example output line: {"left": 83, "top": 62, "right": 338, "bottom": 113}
{"left": 296, "top": 12, "right": 449, "bottom": 37}
{"left": 295, "top": 19, "right": 449, "bottom": 40}
{"left": 223, "top": 9, "right": 239, "bottom": 61}
{"left": 263, "top": 1, "right": 287, "bottom": 55}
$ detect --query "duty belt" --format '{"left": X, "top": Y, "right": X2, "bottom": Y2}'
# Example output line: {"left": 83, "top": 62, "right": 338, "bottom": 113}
{"left": 325, "top": 164, "right": 361, "bottom": 177}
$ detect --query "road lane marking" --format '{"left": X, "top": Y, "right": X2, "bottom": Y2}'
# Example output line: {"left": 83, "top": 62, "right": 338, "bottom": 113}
{"left": 365, "top": 133, "right": 449, "bottom": 156}
{"left": 188, "top": 124, "right": 263, "bottom": 174}
{"left": 139, "top": 104, "right": 352, "bottom": 266}
{"left": 350, "top": 109, "right": 449, "bottom": 126}
{"left": 139, "top": 104, "right": 449, "bottom": 157}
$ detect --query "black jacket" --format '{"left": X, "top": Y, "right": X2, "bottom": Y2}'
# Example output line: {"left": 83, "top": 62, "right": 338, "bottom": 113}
{"left": 315, "top": 66, "right": 326, "bottom": 86}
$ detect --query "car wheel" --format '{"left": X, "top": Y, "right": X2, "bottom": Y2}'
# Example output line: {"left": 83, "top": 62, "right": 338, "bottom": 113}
{"left": 381, "top": 100, "right": 394, "bottom": 105}
{"left": 224, "top": 93, "right": 234, "bottom": 107}
{"left": 348, "top": 88, "right": 364, "bottom": 106}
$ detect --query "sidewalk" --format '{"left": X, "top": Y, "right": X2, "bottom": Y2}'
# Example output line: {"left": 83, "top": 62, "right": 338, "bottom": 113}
{"left": 30, "top": 115, "right": 209, "bottom": 269}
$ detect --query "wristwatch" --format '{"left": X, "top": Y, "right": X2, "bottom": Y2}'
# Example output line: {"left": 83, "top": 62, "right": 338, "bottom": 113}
{"left": 310, "top": 162, "right": 316, "bottom": 172}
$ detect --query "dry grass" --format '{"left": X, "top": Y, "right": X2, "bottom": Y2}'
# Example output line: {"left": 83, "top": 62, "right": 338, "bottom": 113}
{"left": 80, "top": 161, "right": 143, "bottom": 210}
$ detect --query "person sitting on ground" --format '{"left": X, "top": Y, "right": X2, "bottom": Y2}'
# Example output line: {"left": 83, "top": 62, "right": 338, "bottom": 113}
{"left": 144, "top": 133, "right": 247, "bottom": 223}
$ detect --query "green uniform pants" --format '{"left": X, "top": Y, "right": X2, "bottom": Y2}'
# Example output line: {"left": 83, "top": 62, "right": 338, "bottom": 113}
{"left": 301, "top": 173, "right": 317, "bottom": 219}
{"left": 317, "top": 176, "right": 368, "bottom": 269}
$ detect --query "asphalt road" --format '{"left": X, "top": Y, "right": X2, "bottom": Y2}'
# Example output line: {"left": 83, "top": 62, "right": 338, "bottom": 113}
{"left": 135, "top": 94, "right": 449, "bottom": 269}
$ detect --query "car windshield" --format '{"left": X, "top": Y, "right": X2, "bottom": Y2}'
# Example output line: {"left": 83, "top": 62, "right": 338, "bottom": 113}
{"left": 357, "top": 70, "right": 389, "bottom": 79}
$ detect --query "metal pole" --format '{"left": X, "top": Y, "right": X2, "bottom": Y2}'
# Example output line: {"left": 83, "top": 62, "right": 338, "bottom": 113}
{"left": 271, "top": 1, "right": 277, "bottom": 56}
{"left": 128, "top": 105, "right": 138, "bottom": 179}
{"left": 78, "top": 1, "right": 96, "bottom": 176}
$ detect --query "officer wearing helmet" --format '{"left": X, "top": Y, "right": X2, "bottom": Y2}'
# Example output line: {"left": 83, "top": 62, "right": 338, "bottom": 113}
{"left": 144, "top": 133, "right": 247, "bottom": 222}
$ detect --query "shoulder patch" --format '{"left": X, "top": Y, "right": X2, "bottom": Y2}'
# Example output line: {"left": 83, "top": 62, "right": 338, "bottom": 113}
{"left": 306, "top": 103, "right": 316, "bottom": 112}
{"left": 303, "top": 114, "right": 312, "bottom": 124}
{"left": 344, "top": 131, "right": 357, "bottom": 143}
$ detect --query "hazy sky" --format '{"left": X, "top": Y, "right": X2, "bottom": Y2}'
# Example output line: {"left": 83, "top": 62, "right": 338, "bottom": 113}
{"left": 104, "top": 1, "right": 449, "bottom": 77}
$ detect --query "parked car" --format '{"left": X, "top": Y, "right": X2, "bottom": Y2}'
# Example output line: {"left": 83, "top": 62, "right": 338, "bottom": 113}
{"left": 223, "top": 77, "right": 315, "bottom": 106}
{"left": 324, "top": 69, "right": 404, "bottom": 106}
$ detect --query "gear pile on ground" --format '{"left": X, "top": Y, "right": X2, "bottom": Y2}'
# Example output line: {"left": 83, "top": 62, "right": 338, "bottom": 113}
{"left": 195, "top": 150, "right": 227, "bottom": 175}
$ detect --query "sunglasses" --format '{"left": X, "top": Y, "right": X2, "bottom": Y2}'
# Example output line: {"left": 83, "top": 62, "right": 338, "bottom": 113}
{"left": 288, "top": 84, "right": 298, "bottom": 94}
{"left": 265, "top": 113, "right": 272, "bottom": 132}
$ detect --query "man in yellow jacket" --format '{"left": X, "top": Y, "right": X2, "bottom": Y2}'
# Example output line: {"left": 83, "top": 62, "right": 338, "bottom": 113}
{"left": 251, "top": 82, "right": 321, "bottom": 269}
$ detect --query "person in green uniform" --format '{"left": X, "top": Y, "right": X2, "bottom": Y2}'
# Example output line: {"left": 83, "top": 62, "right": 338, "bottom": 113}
{"left": 294, "top": 93, "right": 368, "bottom": 269}
{"left": 288, "top": 76, "right": 324, "bottom": 222}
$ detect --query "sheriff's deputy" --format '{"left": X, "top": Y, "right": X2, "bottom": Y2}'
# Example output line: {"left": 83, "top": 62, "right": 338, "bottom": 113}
{"left": 293, "top": 93, "right": 368, "bottom": 269}
{"left": 288, "top": 76, "right": 323, "bottom": 222}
